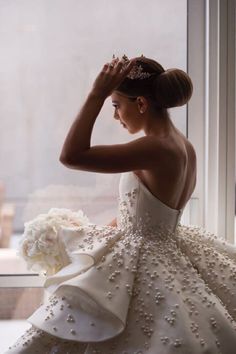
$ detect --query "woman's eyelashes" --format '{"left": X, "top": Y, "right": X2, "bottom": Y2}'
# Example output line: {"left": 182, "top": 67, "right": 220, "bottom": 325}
{"left": 112, "top": 104, "right": 120, "bottom": 117}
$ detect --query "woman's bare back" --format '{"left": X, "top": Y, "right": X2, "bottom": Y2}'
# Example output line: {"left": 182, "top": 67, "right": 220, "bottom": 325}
{"left": 134, "top": 130, "right": 197, "bottom": 210}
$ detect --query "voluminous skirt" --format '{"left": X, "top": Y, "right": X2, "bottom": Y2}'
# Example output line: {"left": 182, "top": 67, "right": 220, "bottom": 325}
{"left": 5, "top": 222, "right": 236, "bottom": 354}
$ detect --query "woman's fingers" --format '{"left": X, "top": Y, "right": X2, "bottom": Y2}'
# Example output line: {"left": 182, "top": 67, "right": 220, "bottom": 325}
{"left": 98, "top": 58, "right": 137, "bottom": 96}
{"left": 103, "top": 56, "right": 136, "bottom": 71}
{"left": 102, "top": 63, "right": 110, "bottom": 72}
{"left": 103, "top": 57, "right": 136, "bottom": 77}
{"left": 115, "top": 58, "right": 136, "bottom": 76}
{"left": 117, "top": 59, "right": 136, "bottom": 80}
{"left": 114, "top": 60, "right": 125, "bottom": 73}
{"left": 123, "top": 58, "right": 136, "bottom": 73}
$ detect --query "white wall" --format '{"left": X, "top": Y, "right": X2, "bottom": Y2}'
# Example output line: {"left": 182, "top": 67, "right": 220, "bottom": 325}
{"left": 0, "top": 0, "right": 187, "bottom": 231}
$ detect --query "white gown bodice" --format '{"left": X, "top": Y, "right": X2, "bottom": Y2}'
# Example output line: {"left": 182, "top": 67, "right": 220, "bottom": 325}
{"left": 117, "top": 172, "right": 183, "bottom": 234}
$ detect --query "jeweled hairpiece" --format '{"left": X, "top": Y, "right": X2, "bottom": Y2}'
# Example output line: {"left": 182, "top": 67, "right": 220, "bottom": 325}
{"left": 122, "top": 54, "right": 152, "bottom": 80}
{"left": 113, "top": 54, "right": 152, "bottom": 80}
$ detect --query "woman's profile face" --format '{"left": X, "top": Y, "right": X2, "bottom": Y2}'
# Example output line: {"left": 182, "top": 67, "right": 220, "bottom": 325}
{"left": 111, "top": 92, "right": 143, "bottom": 134}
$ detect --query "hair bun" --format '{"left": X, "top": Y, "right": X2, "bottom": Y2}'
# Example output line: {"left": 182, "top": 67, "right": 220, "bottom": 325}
{"left": 154, "top": 68, "right": 193, "bottom": 108}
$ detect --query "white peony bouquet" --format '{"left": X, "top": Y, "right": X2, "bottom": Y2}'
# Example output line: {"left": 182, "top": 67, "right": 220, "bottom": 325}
{"left": 18, "top": 208, "right": 89, "bottom": 276}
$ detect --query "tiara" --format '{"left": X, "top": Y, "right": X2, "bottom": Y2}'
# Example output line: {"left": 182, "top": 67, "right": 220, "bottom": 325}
{"left": 112, "top": 54, "right": 152, "bottom": 80}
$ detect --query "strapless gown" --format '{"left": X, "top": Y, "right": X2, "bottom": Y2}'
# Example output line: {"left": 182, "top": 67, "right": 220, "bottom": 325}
{"left": 5, "top": 172, "right": 236, "bottom": 354}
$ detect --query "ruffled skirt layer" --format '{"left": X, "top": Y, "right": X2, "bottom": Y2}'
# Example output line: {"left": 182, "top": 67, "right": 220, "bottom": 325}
{"left": 5, "top": 223, "right": 236, "bottom": 354}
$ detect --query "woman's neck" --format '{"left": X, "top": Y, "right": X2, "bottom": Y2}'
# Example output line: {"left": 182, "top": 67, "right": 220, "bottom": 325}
{"left": 143, "top": 110, "right": 175, "bottom": 137}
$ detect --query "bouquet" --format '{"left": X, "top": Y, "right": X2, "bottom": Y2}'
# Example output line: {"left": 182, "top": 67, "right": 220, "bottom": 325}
{"left": 18, "top": 208, "right": 89, "bottom": 275}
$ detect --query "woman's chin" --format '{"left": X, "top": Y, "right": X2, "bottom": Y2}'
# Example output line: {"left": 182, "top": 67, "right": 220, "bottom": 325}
{"left": 120, "top": 123, "right": 136, "bottom": 134}
{"left": 127, "top": 127, "right": 137, "bottom": 134}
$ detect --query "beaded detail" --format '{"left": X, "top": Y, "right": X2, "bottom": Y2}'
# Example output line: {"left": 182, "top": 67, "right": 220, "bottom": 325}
{"left": 5, "top": 172, "right": 236, "bottom": 354}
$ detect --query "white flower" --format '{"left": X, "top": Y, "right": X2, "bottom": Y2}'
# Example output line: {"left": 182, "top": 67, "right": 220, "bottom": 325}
{"left": 18, "top": 208, "right": 89, "bottom": 275}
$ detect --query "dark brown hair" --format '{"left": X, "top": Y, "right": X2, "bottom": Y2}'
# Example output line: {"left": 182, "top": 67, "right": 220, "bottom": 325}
{"left": 115, "top": 56, "right": 193, "bottom": 109}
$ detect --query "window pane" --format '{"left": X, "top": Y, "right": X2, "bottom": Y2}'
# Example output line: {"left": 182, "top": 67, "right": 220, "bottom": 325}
{"left": 0, "top": 0, "right": 187, "bottom": 275}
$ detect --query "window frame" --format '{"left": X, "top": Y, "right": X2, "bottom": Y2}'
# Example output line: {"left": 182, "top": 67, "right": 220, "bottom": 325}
{"left": 187, "top": 0, "right": 235, "bottom": 241}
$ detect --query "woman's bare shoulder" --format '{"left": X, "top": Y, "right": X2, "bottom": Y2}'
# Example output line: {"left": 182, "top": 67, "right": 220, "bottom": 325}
{"left": 184, "top": 137, "right": 197, "bottom": 164}
{"left": 175, "top": 130, "right": 197, "bottom": 162}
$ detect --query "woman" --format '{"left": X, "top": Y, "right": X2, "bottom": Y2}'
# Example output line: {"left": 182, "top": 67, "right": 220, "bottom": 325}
{"left": 6, "top": 55, "right": 236, "bottom": 353}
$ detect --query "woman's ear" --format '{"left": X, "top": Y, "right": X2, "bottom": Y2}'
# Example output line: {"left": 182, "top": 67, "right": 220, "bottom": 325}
{"left": 136, "top": 96, "right": 148, "bottom": 114}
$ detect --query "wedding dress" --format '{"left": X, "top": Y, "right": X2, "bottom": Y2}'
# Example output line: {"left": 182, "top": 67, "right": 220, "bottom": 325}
{"left": 5, "top": 171, "right": 236, "bottom": 354}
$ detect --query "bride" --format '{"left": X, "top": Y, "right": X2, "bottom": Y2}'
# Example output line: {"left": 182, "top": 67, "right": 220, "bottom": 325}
{"left": 6, "top": 55, "right": 236, "bottom": 353}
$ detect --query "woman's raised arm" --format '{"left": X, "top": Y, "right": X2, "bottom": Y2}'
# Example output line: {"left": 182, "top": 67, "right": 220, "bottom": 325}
{"left": 60, "top": 58, "right": 135, "bottom": 168}
{"left": 60, "top": 58, "right": 168, "bottom": 173}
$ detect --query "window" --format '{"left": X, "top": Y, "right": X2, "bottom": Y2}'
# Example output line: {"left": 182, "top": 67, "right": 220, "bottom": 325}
{"left": 187, "top": 0, "right": 235, "bottom": 241}
{"left": 0, "top": 0, "right": 188, "bottom": 263}
{"left": 0, "top": 1, "right": 188, "bottom": 350}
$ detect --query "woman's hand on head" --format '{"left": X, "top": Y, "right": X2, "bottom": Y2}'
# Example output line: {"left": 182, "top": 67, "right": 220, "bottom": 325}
{"left": 90, "top": 57, "right": 136, "bottom": 100}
